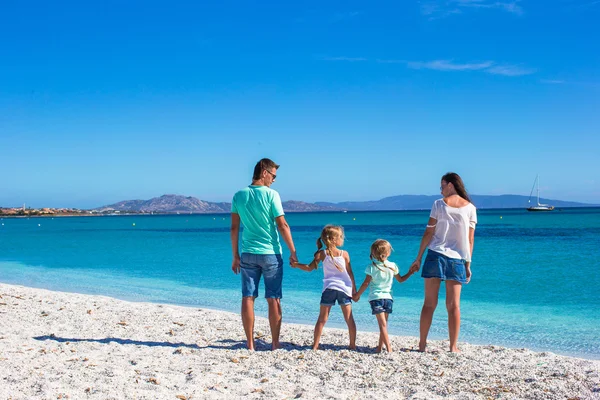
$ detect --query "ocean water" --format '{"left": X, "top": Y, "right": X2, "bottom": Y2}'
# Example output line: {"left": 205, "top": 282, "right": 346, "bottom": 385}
{"left": 1, "top": 208, "right": 599, "bottom": 359}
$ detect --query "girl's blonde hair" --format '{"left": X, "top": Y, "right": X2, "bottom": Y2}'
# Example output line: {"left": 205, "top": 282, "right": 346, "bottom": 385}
{"left": 370, "top": 239, "right": 395, "bottom": 273}
{"left": 316, "top": 224, "right": 345, "bottom": 272}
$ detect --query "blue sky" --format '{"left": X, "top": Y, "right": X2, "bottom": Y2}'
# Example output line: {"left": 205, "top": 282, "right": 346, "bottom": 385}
{"left": 1, "top": 0, "right": 599, "bottom": 208}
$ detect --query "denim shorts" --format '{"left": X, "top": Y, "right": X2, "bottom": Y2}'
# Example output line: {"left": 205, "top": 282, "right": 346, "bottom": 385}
{"left": 370, "top": 299, "right": 393, "bottom": 315}
{"left": 240, "top": 253, "right": 283, "bottom": 298}
{"left": 320, "top": 288, "right": 352, "bottom": 306}
{"left": 421, "top": 249, "right": 467, "bottom": 284}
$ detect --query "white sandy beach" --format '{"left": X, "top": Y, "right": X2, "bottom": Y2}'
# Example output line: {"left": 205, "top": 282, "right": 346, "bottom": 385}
{"left": 0, "top": 283, "right": 598, "bottom": 399}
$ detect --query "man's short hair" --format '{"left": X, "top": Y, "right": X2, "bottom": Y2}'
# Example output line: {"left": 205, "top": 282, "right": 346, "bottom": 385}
{"left": 253, "top": 158, "right": 280, "bottom": 181}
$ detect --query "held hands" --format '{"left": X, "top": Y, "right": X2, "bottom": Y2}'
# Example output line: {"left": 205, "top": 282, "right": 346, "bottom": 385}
{"left": 409, "top": 259, "right": 421, "bottom": 274}
{"left": 231, "top": 255, "right": 241, "bottom": 274}
{"left": 352, "top": 292, "right": 361, "bottom": 302}
{"left": 289, "top": 251, "right": 298, "bottom": 267}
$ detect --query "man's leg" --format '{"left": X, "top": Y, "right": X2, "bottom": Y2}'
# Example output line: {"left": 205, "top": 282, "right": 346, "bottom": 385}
{"left": 241, "top": 296, "right": 256, "bottom": 350}
{"left": 263, "top": 254, "right": 284, "bottom": 350}
{"left": 240, "top": 254, "right": 260, "bottom": 351}
{"left": 266, "top": 298, "right": 282, "bottom": 350}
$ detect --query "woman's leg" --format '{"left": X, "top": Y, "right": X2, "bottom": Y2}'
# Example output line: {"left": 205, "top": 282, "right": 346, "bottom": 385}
{"left": 313, "top": 305, "right": 331, "bottom": 350}
{"left": 375, "top": 312, "right": 391, "bottom": 352}
{"left": 419, "top": 278, "right": 441, "bottom": 352}
{"left": 340, "top": 304, "right": 357, "bottom": 350}
{"left": 445, "top": 280, "right": 463, "bottom": 352}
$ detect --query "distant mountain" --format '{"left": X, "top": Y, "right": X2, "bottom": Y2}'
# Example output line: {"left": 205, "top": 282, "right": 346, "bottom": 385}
{"left": 94, "top": 193, "right": 596, "bottom": 214}
{"left": 282, "top": 200, "right": 342, "bottom": 212}
{"left": 316, "top": 194, "right": 596, "bottom": 210}
{"left": 94, "top": 195, "right": 230, "bottom": 213}
{"left": 94, "top": 195, "right": 341, "bottom": 213}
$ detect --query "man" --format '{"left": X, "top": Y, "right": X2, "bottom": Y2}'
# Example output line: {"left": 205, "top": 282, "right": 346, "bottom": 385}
{"left": 230, "top": 158, "right": 298, "bottom": 350}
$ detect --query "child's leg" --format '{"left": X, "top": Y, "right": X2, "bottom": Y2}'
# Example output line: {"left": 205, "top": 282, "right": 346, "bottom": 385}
{"left": 375, "top": 312, "right": 391, "bottom": 352}
{"left": 340, "top": 304, "right": 357, "bottom": 350}
{"left": 419, "top": 278, "right": 441, "bottom": 352}
{"left": 313, "top": 305, "right": 331, "bottom": 350}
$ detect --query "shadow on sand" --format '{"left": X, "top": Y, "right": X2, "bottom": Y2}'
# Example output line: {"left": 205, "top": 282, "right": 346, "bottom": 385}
{"left": 33, "top": 334, "right": 420, "bottom": 354}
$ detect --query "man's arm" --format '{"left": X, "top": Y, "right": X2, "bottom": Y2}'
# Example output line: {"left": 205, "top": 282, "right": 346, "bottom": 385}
{"left": 231, "top": 213, "right": 241, "bottom": 274}
{"left": 275, "top": 215, "right": 297, "bottom": 265}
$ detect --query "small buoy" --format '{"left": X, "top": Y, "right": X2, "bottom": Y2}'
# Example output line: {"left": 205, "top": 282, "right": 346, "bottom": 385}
{"left": 38, "top": 224, "right": 41, "bottom": 227}
{"left": 500, "top": 216, "right": 503, "bottom": 219}
{"left": 353, "top": 218, "right": 356, "bottom": 221}
{"left": 132, "top": 223, "right": 136, "bottom": 226}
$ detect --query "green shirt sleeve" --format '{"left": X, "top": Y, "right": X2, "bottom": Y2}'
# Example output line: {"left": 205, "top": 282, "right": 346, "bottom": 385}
{"left": 365, "top": 264, "right": 373, "bottom": 276}
{"left": 231, "top": 193, "right": 238, "bottom": 214}
{"left": 271, "top": 190, "right": 284, "bottom": 218}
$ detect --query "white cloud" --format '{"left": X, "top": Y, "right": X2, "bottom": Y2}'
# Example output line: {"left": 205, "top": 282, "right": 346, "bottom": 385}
{"left": 406, "top": 59, "right": 494, "bottom": 71}
{"left": 319, "top": 56, "right": 368, "bottom": 62}
{"left": 421, "top": 0, "right": 523, "bottom": 18}
{"left": 485, "top": 65, "right": 536, "bottom": 76}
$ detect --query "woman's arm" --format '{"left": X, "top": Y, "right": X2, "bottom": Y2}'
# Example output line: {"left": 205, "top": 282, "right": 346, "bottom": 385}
{"left": 465, "top": 227, "right": 475, "bottom": 283}
{"left": 410, "top": 217, "right": 437, "bottom": 271}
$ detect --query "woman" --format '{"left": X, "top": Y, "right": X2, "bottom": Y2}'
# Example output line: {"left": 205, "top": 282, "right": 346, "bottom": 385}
{"left": 411, "top": 172, "right": 477, "bottom": 352}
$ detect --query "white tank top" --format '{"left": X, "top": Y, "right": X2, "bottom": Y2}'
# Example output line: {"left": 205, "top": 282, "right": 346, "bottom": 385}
{"left": 322, "top": 250, "right": 353, "bottom": 297}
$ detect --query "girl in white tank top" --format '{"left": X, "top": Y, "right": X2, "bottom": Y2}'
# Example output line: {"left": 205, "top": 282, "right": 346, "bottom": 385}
{"left": 292, "top": 225, "right": 357, "bottom": 350}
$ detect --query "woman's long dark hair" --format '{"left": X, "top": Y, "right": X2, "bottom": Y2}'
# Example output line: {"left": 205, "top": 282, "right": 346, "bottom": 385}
{"left": 442, "top": 172, "right": 471, "bottom": 203}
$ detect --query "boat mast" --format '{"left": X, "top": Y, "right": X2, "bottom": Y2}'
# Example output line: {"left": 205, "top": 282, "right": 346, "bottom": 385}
{"left": 537, "top": 175, "right": 540, "bottom": 206}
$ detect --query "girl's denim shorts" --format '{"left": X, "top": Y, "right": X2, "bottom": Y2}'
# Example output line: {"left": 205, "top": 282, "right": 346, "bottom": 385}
{"left": 421, "top": 249, "right": 467, "bottom": 284}
{"left": 369, "top": 299, "right": 393, "bottom": 315}
{"left": 320, "top": 288, "right": 352, "bottom": 306}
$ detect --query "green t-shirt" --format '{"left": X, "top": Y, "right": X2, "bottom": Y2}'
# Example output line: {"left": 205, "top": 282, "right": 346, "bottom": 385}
{"left": 365, "top": 260, "right": 399, "bottom": 301}
{"left": 231, "top": 185, "right": 285, "bottom": 255}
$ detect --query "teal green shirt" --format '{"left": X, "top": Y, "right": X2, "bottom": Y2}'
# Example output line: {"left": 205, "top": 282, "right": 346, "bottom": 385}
{"left": 365, "top": 260, "right": 399, "bottom": 301}
{"left": 232, "top": 185, "right": 284, "bottom": 255}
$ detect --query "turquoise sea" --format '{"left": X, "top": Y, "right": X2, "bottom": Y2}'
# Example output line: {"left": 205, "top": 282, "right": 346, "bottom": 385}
{"left": 1, "top": 208, "right": 599, "bottom": 359}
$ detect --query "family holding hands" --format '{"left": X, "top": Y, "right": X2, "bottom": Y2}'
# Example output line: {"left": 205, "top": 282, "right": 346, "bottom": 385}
{"left": 231, "top": 159, "right": 476, "bottom": 353}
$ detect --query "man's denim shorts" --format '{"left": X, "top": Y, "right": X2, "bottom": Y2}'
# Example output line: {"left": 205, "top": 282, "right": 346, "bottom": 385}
{"left": 240, "top": 253, "right": 283, "bottom": 298}
{"left": 320, "top": 288, "right": 352, "bottom": 306}
{"left": 421, "top": 249, "right": 467, "bottom": 284}
{"left": 370, "top": 299, "right": 393, "bottom": 315}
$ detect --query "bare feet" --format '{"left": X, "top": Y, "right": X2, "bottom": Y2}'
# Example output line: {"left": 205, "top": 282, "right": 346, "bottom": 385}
{"left": 418, "top": 341, "right": 426, "bottom": 352}
{"left": 311, "top": 344, "right": 319, "bottom": 351}
{"left": 247, "top": 340, "right": 255, "bottom": 351}
{"left": 449, "top": 346, "right": 461, "bottom": 353}
{"left": 271, "top": 342, "right": 281, "bottom": 351}
{"left": 348, "top": 345, "right": 356, "bottom": 351}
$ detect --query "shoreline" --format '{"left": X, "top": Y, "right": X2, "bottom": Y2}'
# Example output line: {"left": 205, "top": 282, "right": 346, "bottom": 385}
{"left": 1, "top": 276, "right": 598, "bottom": 362}
{"left": 1, "top": 282, "right": 598, "bottom": 399}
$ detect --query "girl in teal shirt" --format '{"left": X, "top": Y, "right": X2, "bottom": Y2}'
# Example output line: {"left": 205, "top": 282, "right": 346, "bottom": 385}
{"left": 353, "top": 239, "right": 417, "bottom": 352}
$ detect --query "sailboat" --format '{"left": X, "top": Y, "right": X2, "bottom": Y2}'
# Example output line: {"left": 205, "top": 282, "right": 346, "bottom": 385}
{"left": 527, "top": 175, "right": 554, "bottom": 212}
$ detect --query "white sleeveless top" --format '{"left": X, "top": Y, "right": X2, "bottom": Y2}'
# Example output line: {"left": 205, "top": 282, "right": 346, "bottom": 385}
{"left": 322, "top": 250, "right": 353, "bottom": 297}
{"left": 428, "top": 199, "right": 477, "bottom": 261}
